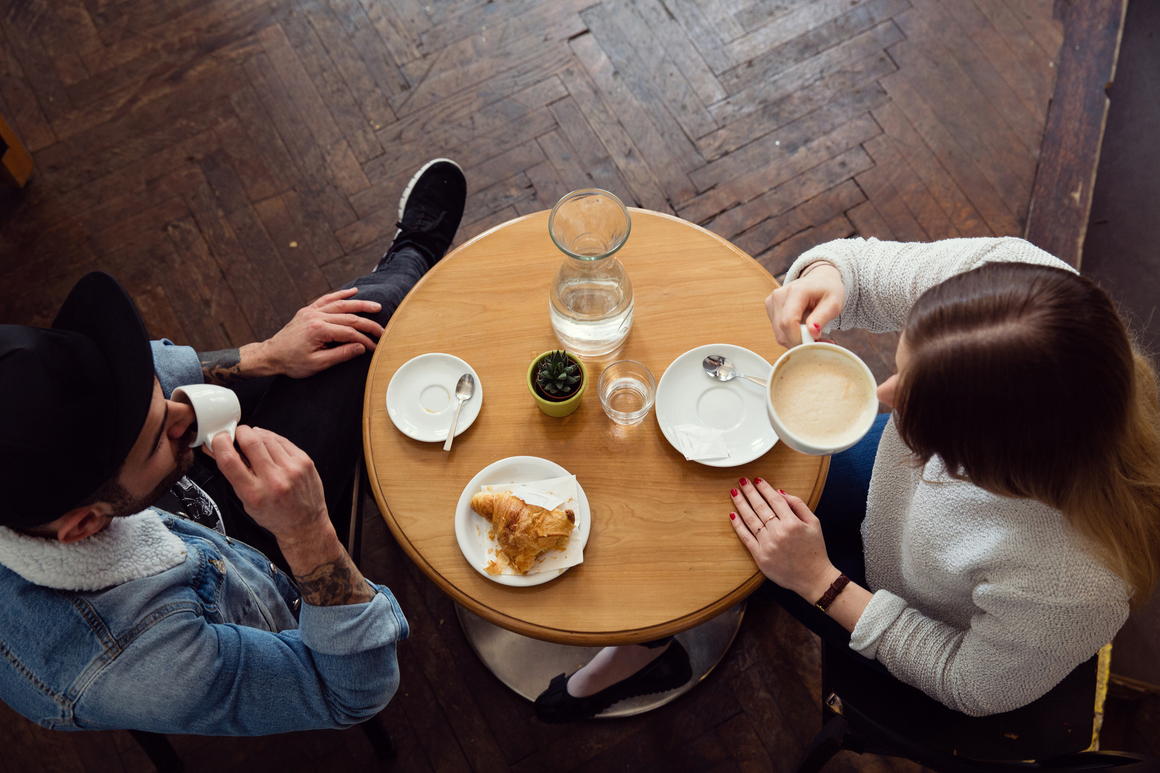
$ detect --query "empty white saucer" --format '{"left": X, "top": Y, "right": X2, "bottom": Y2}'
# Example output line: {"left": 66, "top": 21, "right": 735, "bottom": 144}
{"left": 386, "top": 353, "right": 482, "bottom": 442}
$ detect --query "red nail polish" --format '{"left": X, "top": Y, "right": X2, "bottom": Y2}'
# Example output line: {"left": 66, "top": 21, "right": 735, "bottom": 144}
{"left": 755, "top": 477, "right": 763, "bottom": 484}
{"left": 730, "top": 513, "right": 736, "bottom": 520}
{"left": 779, "top": 489, "right": 786, "bottom": 495}
{"left": 812, "top": 323, "right": 821, "bottom": 331}
{"left": 731, "top": 488, "right": 738, "bottom": 497}
{"left": 739, "top": 477, "right": 749, "bottom": 486}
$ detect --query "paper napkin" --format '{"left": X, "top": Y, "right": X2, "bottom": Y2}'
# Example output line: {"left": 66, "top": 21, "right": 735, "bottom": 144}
{"left": 474, "top": 474, "right": 583, "bottom": 576}
{"left": 673, "top": 424, "right": 730, "bottom": 461}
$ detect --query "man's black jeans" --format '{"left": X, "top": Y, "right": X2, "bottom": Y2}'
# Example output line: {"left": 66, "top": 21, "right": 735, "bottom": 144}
{"left": 188, "top": 246, "right": 430, "bottom": 571}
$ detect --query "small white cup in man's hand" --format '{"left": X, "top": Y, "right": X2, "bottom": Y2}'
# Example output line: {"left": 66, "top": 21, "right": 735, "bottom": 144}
{"left": 171, "top": 384, "right": 242, "bottom": 448}
{"left": 765, "top": 323, "right": 878, "bottom": 456}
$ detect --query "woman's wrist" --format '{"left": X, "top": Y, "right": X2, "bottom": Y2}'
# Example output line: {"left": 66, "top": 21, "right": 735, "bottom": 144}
{"left": 797, "top": 260, "right": 839, "bottom": 279}
{"left": 799, "top": 565, "right": 844, "bottom": 604}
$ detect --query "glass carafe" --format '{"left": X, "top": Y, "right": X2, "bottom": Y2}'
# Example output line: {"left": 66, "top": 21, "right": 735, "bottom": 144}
{"left": 548, "top": 189, "right": 634, "bottom": 357}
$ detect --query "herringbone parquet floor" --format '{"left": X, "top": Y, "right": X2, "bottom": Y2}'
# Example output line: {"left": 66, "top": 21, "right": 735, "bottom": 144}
{"left": 0, "top": 0, "right": 1075, "bottom": 770}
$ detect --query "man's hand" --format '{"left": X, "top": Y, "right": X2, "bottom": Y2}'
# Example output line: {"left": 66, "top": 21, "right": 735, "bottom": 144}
{"left": 209, "top": 426, "right": 331, "bottom": 544}
{"left": 199, "top": 289, "right": 384, "bottom": 386}
{"left": 253, "top": 288, "right": 384, "bottom": 378}
{"left": 207, "top": 426, "right": 374, "bottom": 605}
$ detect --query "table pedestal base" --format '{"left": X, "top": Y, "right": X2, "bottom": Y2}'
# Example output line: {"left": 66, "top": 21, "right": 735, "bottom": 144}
{"left": 454, "top": 602, "right": 746, "bottom": 718}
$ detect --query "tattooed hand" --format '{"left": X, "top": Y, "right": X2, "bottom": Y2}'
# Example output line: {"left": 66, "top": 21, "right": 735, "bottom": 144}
{"left": 209, "top": 426, "right": 373, "bottom": 605}
{"left": 259, "top": 288, "right": 385, "bottom": 378}
{"left": 198, "top": 288, "right": 385, "bottom": 385}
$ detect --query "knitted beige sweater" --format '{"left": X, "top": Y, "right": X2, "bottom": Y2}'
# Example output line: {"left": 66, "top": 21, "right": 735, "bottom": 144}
{"left": 787, "top": 237, "right": 1129, "bottom": 716}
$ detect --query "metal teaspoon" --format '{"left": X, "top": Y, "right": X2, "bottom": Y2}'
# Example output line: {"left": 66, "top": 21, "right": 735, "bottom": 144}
{"left": 443, "top": 373, "right": 475, "bottom": 451}
{"left": 702, "top": 355, "right": 768, "bottom": 387}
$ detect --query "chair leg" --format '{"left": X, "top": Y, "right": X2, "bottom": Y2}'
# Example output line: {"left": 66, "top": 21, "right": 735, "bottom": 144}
{"left": 348, "top": 458, "right": 366, "bottom": 561}
{"left": 128, "top": 730, "right": 184, "bottom": 773}
{"left": 348, "top": 462, "right": 395, "bottom": 761}
{"left": 794, "top": 714, "right": 854, "bottom": 773}
{"left": 360, "top": 716, "right": 398, "bottom": 760}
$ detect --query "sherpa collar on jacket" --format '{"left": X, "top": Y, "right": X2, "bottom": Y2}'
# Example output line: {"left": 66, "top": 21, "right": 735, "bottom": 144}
{"left": 0, "top": 511, "right": 187, "bottom": 592}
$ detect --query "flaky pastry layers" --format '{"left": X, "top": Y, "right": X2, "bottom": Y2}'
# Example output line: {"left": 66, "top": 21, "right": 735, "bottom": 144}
{"left": 469, "top": 491, "right": 575, "bottom": 574}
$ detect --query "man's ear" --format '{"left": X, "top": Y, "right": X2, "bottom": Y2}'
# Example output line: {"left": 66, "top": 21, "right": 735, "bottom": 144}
{"left": 52, "top": 506, "right": 112, "bottom": 544}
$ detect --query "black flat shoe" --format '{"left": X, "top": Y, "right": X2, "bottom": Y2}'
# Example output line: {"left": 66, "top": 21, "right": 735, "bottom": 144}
{"left": 533, "top": 640, "right": 693, "bottom": 724}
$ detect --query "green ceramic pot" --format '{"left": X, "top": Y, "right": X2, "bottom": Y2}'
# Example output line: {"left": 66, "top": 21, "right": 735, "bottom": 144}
{"left": 527, "top": 352, "right": 587, "bottom": 417}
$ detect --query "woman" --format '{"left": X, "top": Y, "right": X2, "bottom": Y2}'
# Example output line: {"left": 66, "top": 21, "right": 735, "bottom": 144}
{"left": 535, "top": 236, "right": 1160, "bottom": 724}
{"left": 732, "top": 235, "right": 1160, "bottom": 716}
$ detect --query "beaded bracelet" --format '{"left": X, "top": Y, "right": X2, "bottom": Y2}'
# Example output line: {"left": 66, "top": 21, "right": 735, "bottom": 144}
{"left": 814, "top": 573, "right": 851, "bottom": 612}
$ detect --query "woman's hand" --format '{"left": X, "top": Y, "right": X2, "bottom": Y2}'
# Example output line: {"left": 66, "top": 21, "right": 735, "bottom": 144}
{"left": 765, "top": 263, "right": 845, "bottom": 348}
{"left": 728, "top": 477, "right": 841, "bottom": 602}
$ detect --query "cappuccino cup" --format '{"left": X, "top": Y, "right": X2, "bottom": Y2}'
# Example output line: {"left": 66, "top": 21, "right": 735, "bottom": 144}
{"left": 765, "top": 324, "right": 878, "bottom": 455}
{"left": 171, "top": 384, "right": 241, "bottom": 448}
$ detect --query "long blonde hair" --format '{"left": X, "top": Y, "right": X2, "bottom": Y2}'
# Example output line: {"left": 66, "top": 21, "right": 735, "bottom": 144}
{"left": 1065, "top": 347, "right": 1160, "bottom": 607}
{"left": 895, "top": 262, "right": 1160, "bottom": 607}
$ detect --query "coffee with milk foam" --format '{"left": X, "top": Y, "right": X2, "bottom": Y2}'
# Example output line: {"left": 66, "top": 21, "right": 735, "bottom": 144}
{"left": 771, "top": 349, "right": 876, "bottom": 448}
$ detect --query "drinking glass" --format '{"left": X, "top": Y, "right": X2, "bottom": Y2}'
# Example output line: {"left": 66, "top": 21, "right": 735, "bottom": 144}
{"left": 598, "top": 360, "right": 656, "bottom": 426}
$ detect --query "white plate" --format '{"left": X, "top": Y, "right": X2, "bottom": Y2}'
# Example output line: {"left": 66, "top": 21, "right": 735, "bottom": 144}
{"left": 455, "top": 456, "right": 591, "bottom": 587}
{"left": 386, "top": 353, "right": 483, "bottom": 442}
{"left": 655, "top": 344, "right": 778, "bottom": 467}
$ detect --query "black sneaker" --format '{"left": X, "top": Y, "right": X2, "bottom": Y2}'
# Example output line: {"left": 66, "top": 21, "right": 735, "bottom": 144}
{"left": 374, "top": 158, "right": 467, "bottom": 272}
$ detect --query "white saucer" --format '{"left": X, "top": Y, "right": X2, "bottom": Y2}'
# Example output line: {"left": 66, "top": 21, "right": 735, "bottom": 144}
{"left": 455, "top": 456, "right": 591, "bottom": 587}
{"left": 386, "top": 353, "right": 483, "bottom": 442}
{"left": 655, "top": 344, "right": 778, "bottom": 467}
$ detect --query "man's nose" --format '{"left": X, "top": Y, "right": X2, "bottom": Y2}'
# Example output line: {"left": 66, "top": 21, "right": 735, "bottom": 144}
{"left": 167, "top": 400, "right": 197, "bottom": 438}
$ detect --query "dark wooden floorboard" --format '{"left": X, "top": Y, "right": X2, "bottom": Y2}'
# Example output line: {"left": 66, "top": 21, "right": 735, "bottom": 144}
{"left": 0, "top": 0, "right": 1145, "bottom": 769}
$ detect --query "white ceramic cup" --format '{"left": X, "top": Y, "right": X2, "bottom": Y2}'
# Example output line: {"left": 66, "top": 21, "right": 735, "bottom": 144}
{"left": 171, "top": 384, "right": 241, "bottom": 448}
{"left": 765, "top": 323, "right": 878, "bottom": 456}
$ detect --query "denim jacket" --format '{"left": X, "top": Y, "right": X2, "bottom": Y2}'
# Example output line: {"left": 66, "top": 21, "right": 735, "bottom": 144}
{"left": 0, "top": 340, "right": 409, "bottom": 734}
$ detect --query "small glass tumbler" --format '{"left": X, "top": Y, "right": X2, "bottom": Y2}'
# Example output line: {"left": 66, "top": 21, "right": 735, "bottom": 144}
{"left": 598, "top": 360, "right": 656, "bottom": 426}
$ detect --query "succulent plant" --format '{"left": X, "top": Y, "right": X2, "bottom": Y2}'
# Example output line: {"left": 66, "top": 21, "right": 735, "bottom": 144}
{"left": 536, "top": 350, "right": 582, "bottom": 398}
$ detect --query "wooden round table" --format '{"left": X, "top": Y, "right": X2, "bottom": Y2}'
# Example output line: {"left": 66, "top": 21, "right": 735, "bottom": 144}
{"left": 363, "top": 209, "right": 828, "bottom": 708}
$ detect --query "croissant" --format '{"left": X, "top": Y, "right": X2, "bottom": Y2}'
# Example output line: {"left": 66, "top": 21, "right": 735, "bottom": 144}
{"left": 470, "top": 491, "right": 576, "bottom": 574}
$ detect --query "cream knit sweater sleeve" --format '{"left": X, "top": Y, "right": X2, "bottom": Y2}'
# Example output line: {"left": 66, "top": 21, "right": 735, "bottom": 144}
{"left": 785, "top": 236, "right": 1076, "bottom": 333}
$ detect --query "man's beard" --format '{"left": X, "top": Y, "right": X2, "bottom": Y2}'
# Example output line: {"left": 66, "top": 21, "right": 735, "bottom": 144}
{"left": 106, "top": 438, "right": 196, "bottom": 518}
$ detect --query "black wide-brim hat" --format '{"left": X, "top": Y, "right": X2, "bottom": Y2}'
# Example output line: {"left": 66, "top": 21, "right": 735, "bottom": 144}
{"left": 0, "top": 272, "right": 154, "bottom": 527}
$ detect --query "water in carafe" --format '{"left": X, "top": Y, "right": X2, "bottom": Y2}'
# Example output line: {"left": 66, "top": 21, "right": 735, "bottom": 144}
{"left": 549, "top": 255, "right": 633, "bottom": 357}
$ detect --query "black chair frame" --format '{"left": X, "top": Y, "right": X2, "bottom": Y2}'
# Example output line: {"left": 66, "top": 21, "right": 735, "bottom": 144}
{"left": 795, "top": 642, "right": 1160, "bottom": 773}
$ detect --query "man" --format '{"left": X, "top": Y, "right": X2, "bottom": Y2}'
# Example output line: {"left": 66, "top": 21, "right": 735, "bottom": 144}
{"left": 0, "top": 160, "right": 467, "bottom": 734}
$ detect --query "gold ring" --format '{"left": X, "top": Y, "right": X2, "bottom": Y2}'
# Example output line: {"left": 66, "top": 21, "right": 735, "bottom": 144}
{"left": 754, "top": 524, "right": 764, "bottom": 534}
{"left": 763, "top": 516, "right": 775, "bottom": 524}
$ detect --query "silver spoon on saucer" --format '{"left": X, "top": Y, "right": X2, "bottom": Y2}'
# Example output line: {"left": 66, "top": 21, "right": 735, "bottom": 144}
{"left": 443, "top": 373, "right": 475, "bottom": 451}
{"left": 702, "top": 355, "right": 768, "bottom": 387}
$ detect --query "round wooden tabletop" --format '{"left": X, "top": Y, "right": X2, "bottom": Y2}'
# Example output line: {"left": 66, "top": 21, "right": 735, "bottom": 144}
{"left": 363, "top": 209, "right": 828, "bottom": 646}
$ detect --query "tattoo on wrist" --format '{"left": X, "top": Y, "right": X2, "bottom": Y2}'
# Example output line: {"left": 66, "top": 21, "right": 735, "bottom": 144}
{"left": 293, "top": 555, "right": 375, "bottom": 606}
{"left": 198, "top": 349, "right": 244, "bottom": 386}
